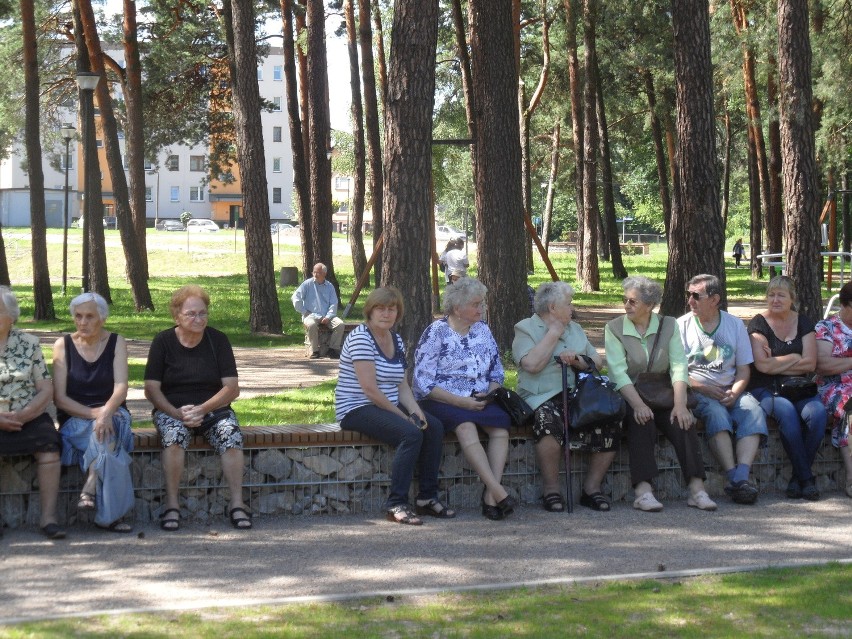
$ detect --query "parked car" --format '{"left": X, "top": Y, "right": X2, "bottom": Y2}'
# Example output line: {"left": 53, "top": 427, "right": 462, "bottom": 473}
{"left": 74, "top": 216, "right": 108, "bottom": 229}
{"left": 435, "top": 224, "right": 466, "bottom": 243}
{"left": 185, "top": 219, "right": 220, "bottom": 232}
{"left": 271, "top": 221, "right": 298, "bottom": 234}
{"left": 156, "top": 219, "right": 185, "bottom": 232}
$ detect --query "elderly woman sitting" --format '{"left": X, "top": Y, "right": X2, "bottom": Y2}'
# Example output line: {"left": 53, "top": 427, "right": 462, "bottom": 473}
{"left": 54, "top": 293, "right": 134, "bottom": 532}
{"left": 513, "top": 281, "right": 616, "bottom": 512}
{"left": 414, "top": 277, "right": 516, "bottom": 520}
{"left": 604, "top": 276, "right": 715, "bottom": 512}
{"left": 0, "top": 286, "right": 64, "bottom": 538}
{"left": 144, "top": 285, "right": 251, "bottom": 531}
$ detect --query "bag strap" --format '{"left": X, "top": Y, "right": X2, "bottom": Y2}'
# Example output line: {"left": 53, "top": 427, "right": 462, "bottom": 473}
{"left": 645, "top": 314, "right": 665, "bottom": 373}
{"left": 577, "top": 354, "right": 600, "bottom": 376}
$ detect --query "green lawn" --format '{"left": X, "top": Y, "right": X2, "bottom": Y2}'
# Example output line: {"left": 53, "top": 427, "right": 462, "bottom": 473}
{"left": 1, "top": 564, "right": 848, "bottom": 638}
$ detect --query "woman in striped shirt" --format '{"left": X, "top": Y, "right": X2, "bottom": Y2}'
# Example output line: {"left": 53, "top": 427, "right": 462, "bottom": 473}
{"left": 335, "top": 287, "right": 454, "bottom": 525}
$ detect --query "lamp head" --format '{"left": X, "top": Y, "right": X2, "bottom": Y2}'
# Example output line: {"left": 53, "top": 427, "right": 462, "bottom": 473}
{"left": 60, "top": 123, "right": 75, "bottom": 141}
{"left": 76, "top": 71, "right": 100, "bottom": 91}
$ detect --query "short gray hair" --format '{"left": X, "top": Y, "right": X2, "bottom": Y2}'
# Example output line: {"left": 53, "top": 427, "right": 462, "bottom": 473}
{"left": 443, "top": 276, "right": 487, "bottom": 314}
{"left": 0, "top": 286, "right": 20, "bottom": 322}
{"left": 69, "top": 292, "right": 109, "bottom": 321}
{"left": 533, "top": 281, "right": 575, "bottom": 316}
{"left": 687, "top": 273, "right": 722, "bottom": 298}
{"left": 622, "top": 276, "right": 662, "bottom": 307}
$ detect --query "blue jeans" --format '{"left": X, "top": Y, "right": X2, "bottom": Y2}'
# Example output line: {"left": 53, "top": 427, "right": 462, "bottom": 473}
{"left": 751, "top": 387, "right": 826, "bottom": 483}
{"left": 340, "top": 404, "right": 444, "bottom": 508}
{"left": 693, "top": 391, "right": 768, "bottom": 440}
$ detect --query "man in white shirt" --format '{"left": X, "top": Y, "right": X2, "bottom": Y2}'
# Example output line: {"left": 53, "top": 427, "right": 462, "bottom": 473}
{"left": 677, "top": 274, "right": 768, "bottom": 504}
{"left": 291, "top": 263, "right": 344, "bottom": 359}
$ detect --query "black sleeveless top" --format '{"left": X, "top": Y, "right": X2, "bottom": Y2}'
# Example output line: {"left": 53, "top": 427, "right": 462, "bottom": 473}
{"left": 56, "top": 333, "right": 125, "bottom": 425}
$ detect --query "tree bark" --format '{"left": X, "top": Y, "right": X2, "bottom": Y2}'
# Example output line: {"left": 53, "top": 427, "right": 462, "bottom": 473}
{"left": 644, "top": 70, "right": 673, "bottom": 237}
{"left": 766, "top": 53, "right": 784, "bottom": 260}
{"left": 661, "top": 0, "right": 724, "bottom": 316}
{"left": 226, "top": 0, "right": 282, "bottom": 333}
{"left": 778, "top": 0, "right": 822, "bottom": 320}
{"left": 469, "top": 0, "right": 527, "bottom": 350}
{"left": 371, "top": 0, "right": 388, "bottom": 111}
{"left": 721, "top": 105, "right": 732, "bottom": 230}
{"left": 294, "top": 0, "right": 315, "bottom": 277}
{"left": 562, "top": 0, "right": 585, "bottom": 277}
{"left": 578, "top": 0, "right": 600, "bottom": 292}
{"left": 21, "top": 0, "right": 54, "bottom": 319}
{"left": 381, "top": 0, "right": 439, "bottom": 354}
{"left": 542, "top": 121, "right": 560, "bottom": 250}
{"left": 747, "top": 124, "right": 763, "bottom": 278}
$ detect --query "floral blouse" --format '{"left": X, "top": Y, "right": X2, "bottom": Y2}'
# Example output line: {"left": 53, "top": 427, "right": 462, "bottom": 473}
{"left": 412, "top": 318, "right": 504, "bottom": 400}
{"left": 0, "top": 329, "right": 50, "bottom": 412}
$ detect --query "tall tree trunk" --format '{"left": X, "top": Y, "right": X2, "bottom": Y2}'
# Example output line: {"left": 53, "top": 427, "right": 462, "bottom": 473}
{"left": 778, "top": 0, "right": 822, "bottom": 320}
{"left": 344, "top": 0, "right": 367, "bottom": 281}
{"left": 73, "top": 0, "right": 110, "bottom": 301}
{"left": 21, "top": 0, "right": 54, "bottom": 319}
{"left": 595, "top": 56, "right": 626, "bottom": 279}
{"left": 305, "top": 0, "right": 338, "bottom": 296}
{"left": 519, "top": 82, "right": 534, "bottom": 273}
{"left": 225, "top": 0, "right": 282, "bottom": 333}
{"left": 644, "top": 70, "right": 673, "bottom": 237}
{"left": 661, "top": 0, "right": 723, "bottom": 316}
{"left": 294, "top": 0, "right": 314, "bottom": 277}
{"left": 359, "top": 0, "right": 384, "bottom": 286}
{"left": 766, "top": 53, "right": 784, "bottom": 259}
{"left": 578, "top": 0, "right": 599, "bottom": 292}
{"left": 79, "top": 0, "right": 151, "bottom": 310}
{"left": 747, "top": 125, "right": 763, "bottom": 277}
{"left": 281, "top": 0, "right": 312, "bottom": 278}
{"left": 721, "top": 105, "right": 732, "bottom": 229}
{"left": 371, "top": 0, "right": 388, "bottom": 111}
{"left": 0, "top": 225, "right": 8, "bottom": 286}
{"left": 542, "top": 120, "right": 560, "bottom": 250}
{"left": 121, "top": 0, "right": 154, "bottom": 311}
{"left": 469, "top": 0, "right": 527, "bottom": 350}
{"left": 381, "top": 0, "right": 439, "bottom": 354}
{"left": 563, "top": 0, "right": 584, "bottom": 277}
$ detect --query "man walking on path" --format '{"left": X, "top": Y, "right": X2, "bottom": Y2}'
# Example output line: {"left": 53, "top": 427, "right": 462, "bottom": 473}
{"left": 677, "top": 274, "right": 768, "bottom": 504}
{"left": 292, "top": 263, "right": 344, "bottom": 359}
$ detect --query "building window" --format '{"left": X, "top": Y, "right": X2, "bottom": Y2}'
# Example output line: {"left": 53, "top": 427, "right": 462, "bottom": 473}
{"left": 145, "top": 186, "right": 153, "bottom": 202}
{"left": 335, "top": 176, "right": 350, "bottom": 190}
{"left": 170, "top": 186, "right": 180, "bottom": 202}
{"left": 272, "top": 188, "right": 282, "bottom": 204}
{"left": 273, "top": 65, "right": 282, "bottom": 81}
{"left": 189, "top": 155, "right": 205, "bottom": 172}
{"left": 272, "top": 96, "right": 282, "bottom": 112}
{"left": 96, "top": 138, "right": 103, "bottom": 148}
{"left": 166, "top": 155, "right": 179, "bottom": 171}
{"left": 272, "top": 126, "right": 282, "bottom": 143}
{"left": 143, "top": 160, "right": 153, "bottom": 171}
{"left": 59, "top": 154, "right": 74, "bottom": 171}
{"left": 272, "top": 157, "right": 282, "bottom": 173}
{"left": 190, "top": 187, "right": 204, "bottom": 202}
{"left": 257, "top": 67, "right": 263, "bottom": 81}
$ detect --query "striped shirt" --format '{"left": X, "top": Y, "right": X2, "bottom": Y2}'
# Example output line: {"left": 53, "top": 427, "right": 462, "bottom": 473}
{"left": 334, "top": 324, "right": 406, "bottom": 421}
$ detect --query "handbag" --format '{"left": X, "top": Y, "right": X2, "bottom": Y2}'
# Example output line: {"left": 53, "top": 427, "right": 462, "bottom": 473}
{"left": 775, "top": 376, "right": 818, "bottom": 403}
{"left": 632, "top": 319, "right": 698, "bottom": 410}
{"left": 485, "top": 387, "right": 534, "bottom": 427}
{"left": 567, "top": 355, "right": 626, "bottom": 432}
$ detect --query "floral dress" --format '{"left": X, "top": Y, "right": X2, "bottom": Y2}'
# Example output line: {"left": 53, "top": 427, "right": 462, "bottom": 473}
{"left": 814, "top": 315, "right": 852, "bottom": 447}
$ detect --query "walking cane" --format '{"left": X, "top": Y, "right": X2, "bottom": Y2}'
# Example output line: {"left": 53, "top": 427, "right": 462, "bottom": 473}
{"left": 559, "top": 357, "right": 574, "bottom": 513}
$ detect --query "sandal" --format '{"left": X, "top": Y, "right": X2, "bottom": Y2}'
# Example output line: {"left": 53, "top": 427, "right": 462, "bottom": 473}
{"left": 579, "top": 490, "right": 611, "bottom": 511}
{"left": 542, "top": 492, "right": 565, "bottom": 512}
{"left": 228, "top": 507, "right": 253, "bottom": 530}
{"left": 41, "top": 523, "right": 66, "bottom": 539}
{"left": 415, "top": 498, "right": 456, "bottom": 519}
{"left": 385, "top": 504, "right": 422, "bottom": 525}
{"left": 159, "top": 508, "right": 181, "bottom": 532}
{"left": 96, "top": 520, "right": 133, "bottom": 533}
{"left": 77, "top": 492, "right": 96, "bottom": 511}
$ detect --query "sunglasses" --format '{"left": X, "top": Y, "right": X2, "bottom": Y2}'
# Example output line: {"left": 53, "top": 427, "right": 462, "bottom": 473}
{"left": 686, "top": 291, "right": 708, "bottom": 301}
{"left": 622, "top": 297, "right": 640, "bottom": 306}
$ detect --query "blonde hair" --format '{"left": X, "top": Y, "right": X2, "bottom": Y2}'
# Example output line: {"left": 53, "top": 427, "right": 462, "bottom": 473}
{"left": 169, "top": 285, "right": 210, "bottom": 321}
{"left": 363, "top": 287, "right": 404, "bottom": 323}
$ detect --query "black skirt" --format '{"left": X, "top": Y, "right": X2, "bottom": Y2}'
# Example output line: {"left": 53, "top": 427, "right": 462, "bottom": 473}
{"left": 0, "top": 413, "right": 60, "bottom": 456}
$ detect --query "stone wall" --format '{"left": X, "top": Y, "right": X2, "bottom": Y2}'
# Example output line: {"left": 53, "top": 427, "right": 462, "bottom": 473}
{"left": 0, "top": 431, "right": 846, "bottom": 528}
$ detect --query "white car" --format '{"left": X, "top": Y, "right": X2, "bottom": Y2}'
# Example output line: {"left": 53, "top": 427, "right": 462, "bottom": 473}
{"left": 185, "top": 219, "right": 220, "bottom": 232}
{"left": 435, "top": 225, "right": 466, "bottom": 243}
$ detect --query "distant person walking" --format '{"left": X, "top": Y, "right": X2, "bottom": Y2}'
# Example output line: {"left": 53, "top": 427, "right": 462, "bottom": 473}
{"left": 733, "top": 238, "right": 746, "bottom": 268}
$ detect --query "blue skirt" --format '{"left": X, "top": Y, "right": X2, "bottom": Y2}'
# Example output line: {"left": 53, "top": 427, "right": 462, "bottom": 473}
{"left": 419, "top": 399, "right": 511, "bottom": 431}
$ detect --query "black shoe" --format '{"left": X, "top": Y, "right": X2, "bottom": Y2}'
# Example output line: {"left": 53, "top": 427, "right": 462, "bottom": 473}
{"left": 481, "top": 487, "right": 504, "bottom": 521}
{"left": 727, "top": 480, "right": 758, "bottom": 505}
{"left": 496, "top": 494, "right": 516, "bottom": 517}
{"left": 327, "top": 349, "right": 340, "bottom": 360}
{"left": 309, "top": 351, "right": 321, "bottom": 359}
{"left": 801, "top": 479, "right": 820, "bottom": 501}
{"left": 786, "top": 479, "right": 802, "bottom": 499}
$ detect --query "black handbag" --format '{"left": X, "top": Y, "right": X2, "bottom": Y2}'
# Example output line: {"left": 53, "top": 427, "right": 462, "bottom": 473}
{"left": 568, "top": 355, "right": 626, "bottom": 431}
{"left": 485, "top": 387, "right": 534, "bottom": 427}
{"left": 775, "top": 376, "right": 818, "bottom": 403}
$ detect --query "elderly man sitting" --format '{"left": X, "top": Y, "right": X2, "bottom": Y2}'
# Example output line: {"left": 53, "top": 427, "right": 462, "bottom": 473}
{"left": 291, "top": 263, "right": 345, "bottom": 359}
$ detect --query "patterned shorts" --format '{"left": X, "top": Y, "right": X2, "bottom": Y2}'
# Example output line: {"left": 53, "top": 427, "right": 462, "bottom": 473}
{"left": 532, "top": 396, "right": 620, "bottom": 453}
{"left": 153, "top": 409, "right": 243, "bottom": 455}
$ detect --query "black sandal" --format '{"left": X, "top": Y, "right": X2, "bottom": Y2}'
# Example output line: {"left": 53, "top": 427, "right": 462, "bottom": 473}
{"left": 41, "top": 523, "right": 66, "bottom": 539}
{"left": 96, "top": 520, "right": 133, "bottom": 533}
{"left": 542, "top": 492, "right": 565, "bottom": 512}
{"left": 385, "top": 504, "right": 423, "bottom": 525}
{"left": 159, "top": 508, "right": 181, "bottom": 531}
{"left": 579, "top": 491, "right": 611, "bottom": 511}
{"left": 229, "top": 507, "right": 253, "bottom": 530}
{"left": 415, "top": 498, "right": 456, "bottom": 519}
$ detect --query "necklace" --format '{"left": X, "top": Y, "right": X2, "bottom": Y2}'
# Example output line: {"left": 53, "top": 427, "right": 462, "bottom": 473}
{"left": 76, "top": 332, "right": 108, "bottom": 362}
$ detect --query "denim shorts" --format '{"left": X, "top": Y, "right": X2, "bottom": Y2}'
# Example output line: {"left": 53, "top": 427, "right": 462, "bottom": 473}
{"left": 153, "top": 409, "right": 243, "bottom": 455}
{"left": 693, "top": 392, "right": 768, "bottom": 442}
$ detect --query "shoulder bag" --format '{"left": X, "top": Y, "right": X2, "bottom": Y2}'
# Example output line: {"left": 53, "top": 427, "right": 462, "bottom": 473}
{"left": 568, "top": 355, "right": 626, "bottom": 431}
{"left": 774, "top": 376, "right": 818, "bottom": 403}
{"left": 485, "top": 387, "right": 534, "bottom": 427}
{"left": 632, "top": 316, "right": 698, "bottom": 410}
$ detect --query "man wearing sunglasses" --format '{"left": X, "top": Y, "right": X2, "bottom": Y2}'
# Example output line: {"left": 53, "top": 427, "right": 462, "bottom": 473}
{"left": 677, "top": 274, "right": 768, "bottom": 504}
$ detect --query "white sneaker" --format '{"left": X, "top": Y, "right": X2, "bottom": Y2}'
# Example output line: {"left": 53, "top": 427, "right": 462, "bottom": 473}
{"left": 633, "top": 492, "right": 663, "bottom": 512}
{"left": 687, "top": 490, "right": 717, "bottom": 511}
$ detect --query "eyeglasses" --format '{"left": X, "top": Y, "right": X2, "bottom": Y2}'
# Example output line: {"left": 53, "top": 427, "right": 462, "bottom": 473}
{"left": 622, "top": 297, "right": 640, "bottom": 307}
{"left": 686, "top": 291, "right": 708, "bottom": 301}
{"left": 182, "top": 311, "right": 209, "bottom": 320}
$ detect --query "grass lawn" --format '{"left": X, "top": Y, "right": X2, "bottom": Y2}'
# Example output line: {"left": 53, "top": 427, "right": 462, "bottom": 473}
{"left": 1, "top": 564, "right": 848, "bottom": 638}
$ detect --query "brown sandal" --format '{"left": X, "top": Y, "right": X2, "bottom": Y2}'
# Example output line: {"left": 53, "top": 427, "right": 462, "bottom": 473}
{"left": 415, "top": 498, "right": 456, "bottom": 519}
{"left": 77, "top": 492, "right": 96, "bottom": 511}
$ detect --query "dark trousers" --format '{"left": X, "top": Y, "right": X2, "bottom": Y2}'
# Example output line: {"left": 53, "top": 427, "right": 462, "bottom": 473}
{"left": 340, "top": 404, "right": 444, "bottom": 508}
{"left": 626, "top": 405, "right": 706, "bottom": 486}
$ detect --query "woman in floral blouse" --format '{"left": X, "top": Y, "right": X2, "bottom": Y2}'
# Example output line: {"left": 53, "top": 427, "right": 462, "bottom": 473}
{"left": 413, "top": 277, "right": 515, "bottom": 521}
{"left": 0, "top": 287, "right": 64, "bottom": 538}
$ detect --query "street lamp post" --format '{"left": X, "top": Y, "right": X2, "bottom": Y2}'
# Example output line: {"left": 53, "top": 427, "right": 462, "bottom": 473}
{"left": 147, "top": 169, "right": 160, "bottom": 227}
{"left": 76, "top": 71, "right": 100, "bottom": 292}
{"left": 60, "top": 123, "right": 75, "bottom": 296}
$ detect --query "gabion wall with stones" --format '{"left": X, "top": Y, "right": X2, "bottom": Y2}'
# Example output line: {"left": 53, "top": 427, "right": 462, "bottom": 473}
{"left": 0, "top": 432, "right": 846, "bottom": 528}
